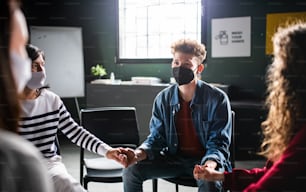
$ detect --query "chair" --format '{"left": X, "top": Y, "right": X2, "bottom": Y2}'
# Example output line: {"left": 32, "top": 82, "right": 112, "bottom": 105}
{"left": 79, "top": 107, "right": 140, "bottom": 189}
{"left": 54, "top": 133, "right": 61, "bottom": 155}
{"left": 152, "top": 111, "right": 235, "bottom": 192}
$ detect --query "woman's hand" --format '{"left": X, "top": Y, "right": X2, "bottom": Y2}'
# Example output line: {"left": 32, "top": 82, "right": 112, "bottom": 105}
{"left": 105, "top": 147, "right": 129, "bottom": 167}
{"left": 105, "top": 147, "right": 147, "bottom": 168}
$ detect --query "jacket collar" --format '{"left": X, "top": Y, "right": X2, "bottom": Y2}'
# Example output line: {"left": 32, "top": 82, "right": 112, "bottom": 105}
{"left": 170, "top": 81, "right": 205, "bottom": 107}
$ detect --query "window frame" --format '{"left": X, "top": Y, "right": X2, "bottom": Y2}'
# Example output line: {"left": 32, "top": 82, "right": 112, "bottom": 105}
{"left": 114, "top": 0, "right": 206, "bottom": 64}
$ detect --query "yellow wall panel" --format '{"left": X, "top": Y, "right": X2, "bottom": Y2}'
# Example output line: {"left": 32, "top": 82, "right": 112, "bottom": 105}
{"left": 266, "top": 12, "right": 306, "bottom": 55}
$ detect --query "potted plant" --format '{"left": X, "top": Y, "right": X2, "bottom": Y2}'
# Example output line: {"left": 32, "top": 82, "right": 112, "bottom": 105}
{"left": 91, "top": 64, "right": 107, "bottom": 79}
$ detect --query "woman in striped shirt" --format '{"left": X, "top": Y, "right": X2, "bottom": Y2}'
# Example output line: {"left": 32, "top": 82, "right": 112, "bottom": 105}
{"left": 19, "top": 44, "right": 127, "bottom": 192}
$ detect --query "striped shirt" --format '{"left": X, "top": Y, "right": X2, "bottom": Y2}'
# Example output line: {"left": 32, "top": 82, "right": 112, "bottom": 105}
{"left": 19, "top": 89, "right": 111, "bottom": 158}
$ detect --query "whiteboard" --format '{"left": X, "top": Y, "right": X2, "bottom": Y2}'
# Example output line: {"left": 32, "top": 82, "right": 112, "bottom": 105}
{"left": 30, "top": 26, "right": 85, "bottom": 97}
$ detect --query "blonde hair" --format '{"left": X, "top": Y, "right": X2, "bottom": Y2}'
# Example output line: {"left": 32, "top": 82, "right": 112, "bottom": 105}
{"left": 260, "top": 22, "right": 306, "bottom": 162}
{"left": 171, "top": 39, "right": 207, "bottom": 63}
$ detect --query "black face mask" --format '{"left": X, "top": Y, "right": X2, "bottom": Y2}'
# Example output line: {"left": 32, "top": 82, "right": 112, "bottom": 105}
{"left": 172, "top": 66, "right": 195, "bottom": 85}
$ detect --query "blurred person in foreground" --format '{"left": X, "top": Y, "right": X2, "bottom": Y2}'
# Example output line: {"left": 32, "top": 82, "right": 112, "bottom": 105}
{"left": 0, "top": 0, "right": 54, "bottom": 191}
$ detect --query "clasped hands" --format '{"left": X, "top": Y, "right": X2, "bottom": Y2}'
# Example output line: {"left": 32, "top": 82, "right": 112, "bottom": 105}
{"left": 193, "top": 160, "right": 224, "bottom": 181}
{"left": 105, "top": 147, "right": 145, "bottom": 168}
{"left": 106, "top": 148, "right": 225, "bottom": 182}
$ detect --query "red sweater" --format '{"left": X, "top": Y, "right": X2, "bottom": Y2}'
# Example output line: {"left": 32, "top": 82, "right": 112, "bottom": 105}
{"left": 176, "top": 99, "right": 204, "bottom": 157}
{"left": 223, "top": 124, "right": 306, "bottom": 192}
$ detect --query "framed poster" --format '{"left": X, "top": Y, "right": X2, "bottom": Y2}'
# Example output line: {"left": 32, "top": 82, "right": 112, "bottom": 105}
{"left": 211, "top": 16, "right": 251, "bottom": 58}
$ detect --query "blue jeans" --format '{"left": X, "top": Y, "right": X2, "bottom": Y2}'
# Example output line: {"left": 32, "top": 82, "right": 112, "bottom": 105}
{"left": 122, "top": 154, "right": 223, "bottom": 192}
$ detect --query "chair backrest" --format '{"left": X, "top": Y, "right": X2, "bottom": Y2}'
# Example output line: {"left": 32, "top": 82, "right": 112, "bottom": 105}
{"left": 79, "top": 107, "right": 140, "bottom": 185}
{"left": 80, "top": 107, "right": 140, "bottom": 148}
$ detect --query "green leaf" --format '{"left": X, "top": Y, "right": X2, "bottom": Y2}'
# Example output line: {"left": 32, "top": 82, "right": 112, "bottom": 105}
{"left": 91, "top": 64, "right": 107, "bottom": 77}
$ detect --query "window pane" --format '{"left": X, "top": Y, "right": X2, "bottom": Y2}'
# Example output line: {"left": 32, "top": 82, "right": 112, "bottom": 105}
{"left": 118, "top": 0, "right": 202, "bottom": 60}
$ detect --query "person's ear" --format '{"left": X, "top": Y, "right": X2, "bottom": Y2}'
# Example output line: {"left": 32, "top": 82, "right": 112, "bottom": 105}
{"left": 197, "top": 63, "right": 204, "bottom": 73}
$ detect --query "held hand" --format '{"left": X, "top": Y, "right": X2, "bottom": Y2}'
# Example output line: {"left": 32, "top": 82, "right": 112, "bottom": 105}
{"left": 193, "top": 160, "right": 217, "bottom": 180}
{"left": 193, "top": 164, "right": 224, "bottom": 181}
{"left": 193, "top": 164, "right": 204, "bottom": 180}
{"left": 120, "top": 148, "right": 138, "bottom": 167}
{"left": 120, "top": 148, "right": 147, "bottom": 167}
{"left": 203, "top": 160, "right": 217, "bottom": 169}
{"left": 105, "top": 147, "right": 129, "bottom": 167}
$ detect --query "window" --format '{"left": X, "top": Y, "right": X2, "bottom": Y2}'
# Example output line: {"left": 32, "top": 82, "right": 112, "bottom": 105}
{"left": 116, "top": 0, "right": 202, "bottom": 64}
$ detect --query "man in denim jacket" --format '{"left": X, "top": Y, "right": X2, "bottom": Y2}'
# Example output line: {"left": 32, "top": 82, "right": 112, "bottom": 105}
{"left": 122, "top": 39, "right": 232, "bottom": 192}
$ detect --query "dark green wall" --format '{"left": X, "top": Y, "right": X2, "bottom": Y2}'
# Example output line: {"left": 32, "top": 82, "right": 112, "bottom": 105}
{"left": 23, "top": 0, "right": 306, "bottom": 116}
{"left": 204, "top": 0, "right": 306, "bottom": 100}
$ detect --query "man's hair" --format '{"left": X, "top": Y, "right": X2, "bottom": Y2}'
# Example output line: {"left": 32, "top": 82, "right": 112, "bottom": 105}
{"left": 170, "top": 39, "right": 207, "bottom": 63}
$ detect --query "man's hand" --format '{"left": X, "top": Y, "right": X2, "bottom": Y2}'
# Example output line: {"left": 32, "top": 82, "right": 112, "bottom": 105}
{"left": 120, "top": 148, "right": 148, "bottom": 167}
{"left": 193, "top": 164, "right": 224, "bottom": 181}
{"left": 122, "top": 148, "right": 138, "bottom": 166}
{"left": 105, "top": 147, "right": 148, "bottom": 168}
{"left": 203, "top": 160, "right": 217, "bottom": 169}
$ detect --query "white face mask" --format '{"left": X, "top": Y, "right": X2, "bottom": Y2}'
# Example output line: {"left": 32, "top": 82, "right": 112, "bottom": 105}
{"left": 26, "top": 69, "right": 46, "bottom": 90}
{"left": 10, "top": 51, "right": 32, "bottom": 93}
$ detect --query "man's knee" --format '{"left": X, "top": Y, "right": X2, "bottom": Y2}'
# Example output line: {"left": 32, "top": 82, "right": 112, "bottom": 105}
{"left": 197, "top": 179, "right": 223, "bottom": 192}
{"left": 123, "top": 164, "right": 140, "bottom": 180}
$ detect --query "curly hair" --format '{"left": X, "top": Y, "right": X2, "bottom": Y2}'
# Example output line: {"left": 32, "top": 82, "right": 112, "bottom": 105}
{"left": 171, "top": 39, "right": 207, "bottom": 63}
{"left": 260, "top": 22, "right": 306, "bottom": 162}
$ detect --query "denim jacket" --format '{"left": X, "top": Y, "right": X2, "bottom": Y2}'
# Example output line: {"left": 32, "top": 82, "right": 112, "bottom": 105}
{"left": 139, "top": 80, "right": 232, "bottom": 171}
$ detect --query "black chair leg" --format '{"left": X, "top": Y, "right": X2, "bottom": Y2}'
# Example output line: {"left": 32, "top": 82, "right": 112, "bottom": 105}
{"left": 84, "top": 180, "right": 88, "bottom": 190}
{"left": 175, "top": 184, "right": 179, "bottom": 192}
{"left": 152, "top": 179, "right": 158, "bottom": 192}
